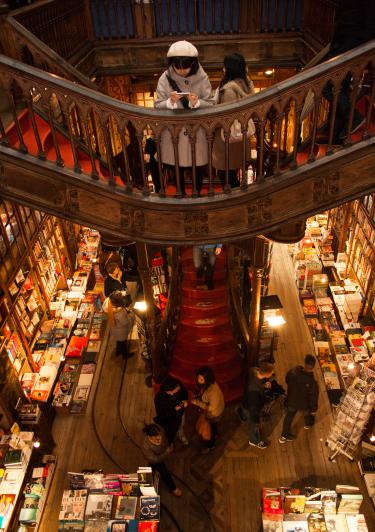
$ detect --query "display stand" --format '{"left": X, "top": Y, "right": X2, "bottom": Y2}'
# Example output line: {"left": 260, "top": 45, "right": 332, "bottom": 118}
{"left": 327, "top": 362, "right": 375, "bottom": 461}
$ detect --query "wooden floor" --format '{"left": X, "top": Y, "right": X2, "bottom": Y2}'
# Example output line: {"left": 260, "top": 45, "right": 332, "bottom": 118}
{"left": 40, "top": 244, "right": 375, "bottom": 532}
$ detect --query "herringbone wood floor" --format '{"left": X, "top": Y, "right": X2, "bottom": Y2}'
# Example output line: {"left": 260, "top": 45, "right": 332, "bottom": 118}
{"left": 40, "top": 244, "right": 375, "bottom": 532}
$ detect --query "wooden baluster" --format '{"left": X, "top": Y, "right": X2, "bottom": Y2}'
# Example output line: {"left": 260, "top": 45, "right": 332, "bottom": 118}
{"left": 343, "top": 75, "right": 361, "bottom": 147}
{"left": 167, "top": 0, "right": 172, "bottom": 35}
{"left": 90, "top": 110, "right": 101, "bottom": 157}
{"left": 220, "top": 0, "right": 225, "bottom": 33}
{"left": 189, "top": 131, "right": 198, "bottom": 197}
{"left": 282, "top": 0, "right": 288, "bottom": 31}
{"left": 113, "top": 0, "right": 120, "bottom": 37}
{"left": 264, "top": 0, "right": 269, "bottom": 32}
{"left": 27, "top": 98, "right": 46, "bottom": 160}
{"left": 326, "top": 88, "right": 339, "bottom": 155}
{"left": 176, "top": 0, "right": 181, "bottom": 34}
{"left": 124, "top": 0, "right": 130, "bottom": 38}
{"left": 185, "top": 0, "right": 190, "bottom": 34}
{"left": 156, "top": 0, "right": 164, "bottom": 36}
{"left": 83, "top": 115, "right": 99, "bottom": 180}
{"left": 96, "top": 0, "right": 104, "bottom": 39}
{"left": 274, "top": 113, "right": 283, "bottom": 176}
{"left": 47, "top": 106, "right": 64, "bottom": 167}
{"left": 8, "top": 92, "right": 27, "bottom": 154}
{"left": 194, "top": 0, "right": 198, "bottom": 34}
{"left": 172, "top": 133, "right": 182, "bottom": 197}
{"left": 283, "top": 106, "right": 289, "bottom": 154}
{"left": 363, "top": 69, "right": 375, "bottom": 141}
{"left": 308, "top": 96, "right": 320, "bottom": 163}
{"left": 0, "top": 115, "right": 9, "bottom": 146}
{"left": 223, "top": 129, "right": 231, "bottom": 193}
{"left": 211, "top": 0, "right": 215, "bottom": 33}
{"left": 254, "top": 0, "right": 261, "bottom": 32}
{"left": 256, "top": 120, "right": 265, "bottom": 182}
{"left": 104, "top": 0, "right": 111, "bottom": 39}
{"left": 66, "top": 108, "right": 81, "bottom": 174}
{"left": 240, "top": 124, "right": 247, "bottom": 190}
{"left": 289, "top": 104, "right": 301, "bottom": 170}
{"left": 291, "top": 0, "right": 296, "bottom": 31}
{"left": 229, "top": 0, "right": 234, "bottom": 33}
{"left": 136, "top": 131, "right": 149, "bottom": 195}
{"left": 103, "top": 124, "right": 115, "bottom": 186}
{"left": 155, "top": 135, "right": 165, "bottom": 197}
{"left": 207, "top": 132, "right": 214, "bottom": 196}
{"left": 202, "top": 0, "right": 207, "bottom": 34}
{"left": 274, "top": 0, "right": 279, "bottom": 32}
{"left": 141, "top": 0, "right": 147, "bottom": 37}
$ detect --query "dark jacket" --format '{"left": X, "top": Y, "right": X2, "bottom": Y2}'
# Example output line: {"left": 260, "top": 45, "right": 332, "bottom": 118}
{"left": 104, "top": 275, "right": 124, "bottom": 297}
{"left": 285, "top": 366, "right": 319, "bottom": 412}
{"left": 154, "top": 383, "right": 188, "bottom": 426}
{"left": 243, "top": 368, "right": 267, "bottom": 423}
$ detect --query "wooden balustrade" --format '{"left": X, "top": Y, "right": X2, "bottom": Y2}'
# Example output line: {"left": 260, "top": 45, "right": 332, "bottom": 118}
{"left": 0, "top": 39, "right": 374, "bottom": 200}
{"left": 301, "top": 0, "right": 338, "bottom": 46}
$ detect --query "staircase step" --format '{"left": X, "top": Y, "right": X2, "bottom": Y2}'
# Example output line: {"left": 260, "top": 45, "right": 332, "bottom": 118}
{"left": 178, "top": 316, "right": 231, "bottom": 336}
{"left": 180, "top": 300, "right": 228, "bottom": 319}
{"left": 183, "top": 268, "right": 226, "bottom": 281}
{"left": 182, "top": 285, "right": 227, "bottom": 300}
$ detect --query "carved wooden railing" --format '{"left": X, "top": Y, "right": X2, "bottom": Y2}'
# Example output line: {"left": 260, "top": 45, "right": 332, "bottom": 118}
{"left": 301, "top": 0, "right": 337, "bottom": 47}
{"left": 1, "top": 40, "right": 374, "bottom": 197}
{"left": 4, "top": 15, "right": 97, "bottom": 89}
{"left": 12, "top": 0, "right": 92, "bottom": 61}
{"left": 155, "top": 247, "right": 182, "bottom": 376}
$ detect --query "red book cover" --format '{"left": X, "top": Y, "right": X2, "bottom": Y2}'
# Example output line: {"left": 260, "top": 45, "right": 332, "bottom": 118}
{"left": 65, "top": 336, "right": 88, "bottom": 358}
{"left": 262, "top": 488, "right": 283, "bottom": 514}
{"left": 138, "top": 522, "right": 158, "bottom": 532}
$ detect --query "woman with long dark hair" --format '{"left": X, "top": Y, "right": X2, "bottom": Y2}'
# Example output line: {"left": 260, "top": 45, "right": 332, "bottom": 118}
{"left": 191, "top": 366, "right": 225, "bottom": 453}
{"left": 212, "top": 52, "right": 255, "bottom": 189}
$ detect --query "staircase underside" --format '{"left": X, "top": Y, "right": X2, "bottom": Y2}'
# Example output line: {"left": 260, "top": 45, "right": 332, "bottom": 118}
{"left": 1, "top": 137, "right": 375, "bottom": 244}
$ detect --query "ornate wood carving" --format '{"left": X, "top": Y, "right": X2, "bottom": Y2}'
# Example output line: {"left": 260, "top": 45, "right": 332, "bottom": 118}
{"left": 248, "top": 198, "right": 272, "bottom": 227}
{"left": 120, "top": 205, "right": 145, "bottom": 234}
{"left": 184, "top": 212, "right": 209, "bottom": 237}
{"left": 313, "top": 171, "right": 340, "bottom": 203}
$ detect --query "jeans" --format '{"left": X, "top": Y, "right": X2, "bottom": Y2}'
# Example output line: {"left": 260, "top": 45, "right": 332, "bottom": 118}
{"left": 217, "top": 169, "right": 240, "bottom": 189}
{"left": 150, "top": 462, "right": 176, "bottom": 492}
{"left": 193, "top": 246, "right": 216, "bottom": 270}
{"left": 238, "top": 406, "right": 261, "bottom": 444}
{"left": 281, "top": 407, "right": 314, "bottom": 437}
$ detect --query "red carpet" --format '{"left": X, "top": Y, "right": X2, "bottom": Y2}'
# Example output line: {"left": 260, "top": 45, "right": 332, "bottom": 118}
{"left": 169, "top": 248, "right": 244, "bottom": 403}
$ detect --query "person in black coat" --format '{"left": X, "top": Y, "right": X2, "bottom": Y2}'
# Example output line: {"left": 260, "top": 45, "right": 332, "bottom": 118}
{"left": 104, "top": 261, "right": 126, "bottom": 297}
{"left": 154, "top": 376, "right": 189, "bottom": 446}
{"left": 279, "top": 354, "right": 319, "bottom": 443}
{"left": 236, "top": 363, "right": 274, "bottom": 449}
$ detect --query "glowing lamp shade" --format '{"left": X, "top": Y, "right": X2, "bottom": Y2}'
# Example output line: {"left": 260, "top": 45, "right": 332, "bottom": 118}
{"left": 265, "top": 315, "right": 286, "bottom": 327}
{"left": 33, "top": 440, "right": 41, "bottom": 448}
{"left": 134, "top": 300, "right": 147, "bottom": 311}
{"left": 370, "top": 434, "right": 375, "bottom": 443}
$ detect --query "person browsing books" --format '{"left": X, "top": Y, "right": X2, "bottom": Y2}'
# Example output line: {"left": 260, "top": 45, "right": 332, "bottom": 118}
{"left": 279, "top": 354, "right": 319, "bottom": 444}
{"left": 104, "top": 261, "right": 126, "bottom": 297}
{"left": 102, "top": 291, "right": 134, "bottom": 358}
{"left": 154, "top": 40, "right": 215, "bottom": 196}
{"left": 236, "top": 363, "right": 274, "bottom": 449}
{"left": 142, "top": 423, "right": 182, "bottom": 497}
{"left": 154, "top": 376, "right": 189, "bottom": 446}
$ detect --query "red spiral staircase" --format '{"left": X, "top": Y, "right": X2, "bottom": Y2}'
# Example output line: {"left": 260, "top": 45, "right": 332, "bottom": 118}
{"left": 169, "top": 247, "right": 244, "bottom": 403}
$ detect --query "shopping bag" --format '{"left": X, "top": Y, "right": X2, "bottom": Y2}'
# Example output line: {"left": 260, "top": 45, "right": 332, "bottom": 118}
{"left": 196, "top": 412, "right": 211, "bottom": 441}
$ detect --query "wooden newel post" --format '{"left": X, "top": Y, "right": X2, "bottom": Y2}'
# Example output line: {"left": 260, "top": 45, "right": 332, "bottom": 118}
{"left": 136, "top": 242, "right": 161, "bottom": 381}
{"left": 247, "top": 265, "right": 264, "bottom": 367}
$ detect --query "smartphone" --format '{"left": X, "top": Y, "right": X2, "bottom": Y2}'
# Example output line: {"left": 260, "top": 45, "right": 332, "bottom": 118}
{"left": 176, "top": 92, "right": 190, "bottom": 95}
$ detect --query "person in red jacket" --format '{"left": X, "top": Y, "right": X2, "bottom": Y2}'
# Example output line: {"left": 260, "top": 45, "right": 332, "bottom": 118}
{"left": 279, "top": 354, "right": 319, "bottom": 443}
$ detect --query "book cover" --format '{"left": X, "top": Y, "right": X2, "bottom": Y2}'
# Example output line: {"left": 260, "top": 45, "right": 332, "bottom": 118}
{"left": 337, "top": 493, "right": 363, "bottom": 514}
{"left": 83, "top": 473, "right": 104, "bottom": 492}
{"left": 122, "top": 481, "right": 141, "bottom": 497}
{"left": 262, "top": 488, "right": 283, "bottom": 514}
{"left": 262, "top": 513, "right": 283, "bottom": 532}
{"left": 19, "top": 506, "right": 37, "bottom": 524}
{"left": 107, "top": 522, "right": 129, "bottom": 532}
{"left": 58, "top": 489, "right": 87, "bottom": 522}
{"left": 114, "top": 495, "right": 137, "bottom": 519}
{"left": 282, "top": 513, "right": 308, "bottom": 532}
{"left": 321, "top": 491, "right": 337, "bottom": 514}
{"left": 84, "top": 493, "right": 112, "bottom": 521}
{"left": 137, "top": 522, "right": 158, "bottom": 532}
{"left": 139, "top": 496, "right": 160, "bottom": 521}
{"left": 324, "top": 514, "right": 348, "bottom": 532}
{"left": 308, "top": 513, "right": 327, "bottom": 531}
{"left": 284, "top": 495, "right": 306, "bottom": 514}
{"left": 345, "top": 514, "right": 369, "bottom": 532}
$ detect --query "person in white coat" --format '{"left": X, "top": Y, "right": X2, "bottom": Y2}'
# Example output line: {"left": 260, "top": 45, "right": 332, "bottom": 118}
{"left": 154, "top": 40, "right": 215, "bottom": 196}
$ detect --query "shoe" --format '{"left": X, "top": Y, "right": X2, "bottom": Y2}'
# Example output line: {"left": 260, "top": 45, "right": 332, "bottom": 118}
{"left": 304, "top": 425, "right": 313, "bottom": 430}
{"left": 235, "top": 406, "right": 247, "bottom": 424}
{"left": 278, "top": 435, "right": 296, "bottom": 444}
{"left": 249, "top": 440, "right": 269, "bottom": 449}
{"left": 172, "top": 488, "right": 182, "bottom": 497}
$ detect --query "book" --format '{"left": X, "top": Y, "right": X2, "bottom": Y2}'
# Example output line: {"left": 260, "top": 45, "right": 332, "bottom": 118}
{"left": 284, "top": 495, "right": 306, "bottom": 514}
{"left": 137, "top": 522, "right": 158, "bottom": 532}
{"left": 345, "top": 514, "right": 369, "bottom": 532}
{"left": 262, "top": 513, "right": 283, "bottom": 531}
{"left": 320, "top": 491, "right": 337, "bottom": 514}
{"left": 262, "top": 487, "right": 283, "bottom": 514}
{"left": 106, "top": 522, "right": 129, "bottom": 532}
{"left": 324, "top": 514, "right": 348, "bottom": 532}
{"left": 139, "top": 495, "right": 160, "bottom": 522}
{"left": 85, "top": 493, "right": 113, "bottom": 521}
{"left": 337, "top": 493, "right": 363, "bottom": 513}
{"left": 282, "top": 513, "right": 308, "bottom": 531}
{"left": 83, "top": 473, "right": 104, "bottom": 492}
{"left": 114, "top": 495, "right": 137, "bottom": 519}
{"left": 358, "top": 455, "right": 375, "bottom": 474}
{"left": 308, "top": 514, "right": 327, "bottom": 531}
{"left": 58, "top": 489, "right": 87, "bottom": 522}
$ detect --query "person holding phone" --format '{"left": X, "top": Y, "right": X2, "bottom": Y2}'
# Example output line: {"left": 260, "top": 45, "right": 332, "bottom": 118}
{"left": 154, "top": 40, "right": 215, "bottom": 196}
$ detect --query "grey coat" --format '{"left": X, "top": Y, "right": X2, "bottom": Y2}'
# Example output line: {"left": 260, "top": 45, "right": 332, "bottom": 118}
{"left": 154, "top": 65, "right": 215, "bottom": 167}
{"left": 212, "top": 79, "right": 255, "bottom": 171}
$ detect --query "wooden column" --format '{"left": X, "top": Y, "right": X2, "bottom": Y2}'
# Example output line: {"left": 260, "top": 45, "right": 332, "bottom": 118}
{"left": 0, "top": 2, "right": 20, "bottom": 59}
{"left": 136, "top": 241, "right": 160, "bottom": 380}
{"left": 247, "top": 265, "right": 263, "bottom": 367}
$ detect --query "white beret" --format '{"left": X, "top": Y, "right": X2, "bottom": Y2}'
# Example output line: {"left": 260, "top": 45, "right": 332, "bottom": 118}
{"left": 167, "top": 40, "right": 198, "bottom": 58}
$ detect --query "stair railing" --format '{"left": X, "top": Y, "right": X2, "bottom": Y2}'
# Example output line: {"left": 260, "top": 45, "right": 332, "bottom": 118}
{"left": 0, "top": 39, "right": 375, "bottom": 200}
{"left": 4, "top": 15, "right": 98, "bottom": 90}
{"left": 155, "top": 247, "right": 183, "bottom": 377}
{"left": 227, "top": 245, "right": 250, "bottom": 361}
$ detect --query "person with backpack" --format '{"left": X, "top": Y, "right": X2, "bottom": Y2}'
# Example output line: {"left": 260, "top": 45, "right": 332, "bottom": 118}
{"left": 154, "top": 40, "right": 215, "bottom": 196}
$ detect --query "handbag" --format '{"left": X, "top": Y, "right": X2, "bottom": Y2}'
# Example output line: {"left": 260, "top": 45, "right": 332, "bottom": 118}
{"left": 195, "top": 412, "right": 212, "bottom": 441}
